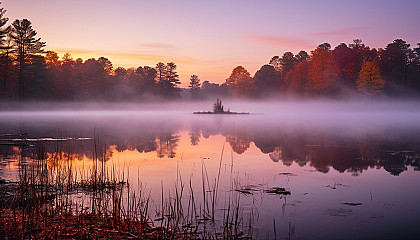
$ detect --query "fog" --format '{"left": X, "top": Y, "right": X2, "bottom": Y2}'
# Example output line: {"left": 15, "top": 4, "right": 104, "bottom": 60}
{"left": 1, "top": 99, "right": 420, "bottom": 133}
{"left": 2, "top": 100, "right": 420, "bottom": 239}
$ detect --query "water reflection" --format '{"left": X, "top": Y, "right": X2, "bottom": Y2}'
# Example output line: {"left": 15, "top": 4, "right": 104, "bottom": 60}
{"left": 2, "top": 119, "right": 420, "bottom": 176}
{"left": 2, "top": 109, "right": 420, "bottom": 238}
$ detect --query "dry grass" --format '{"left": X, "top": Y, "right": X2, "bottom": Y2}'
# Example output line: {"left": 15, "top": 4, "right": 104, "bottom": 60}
{"left": 0, "top": 140, "right": 255, "bottom": 239}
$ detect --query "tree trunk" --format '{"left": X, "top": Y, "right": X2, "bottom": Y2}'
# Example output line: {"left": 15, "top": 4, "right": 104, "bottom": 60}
{"left": 18, "top": 46, "right": 24, "bottom": 100}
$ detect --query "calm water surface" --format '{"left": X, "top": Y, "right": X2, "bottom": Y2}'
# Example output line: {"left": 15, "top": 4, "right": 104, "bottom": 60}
{"left": 1, "top": 101, "right": 420, "bottom": 239}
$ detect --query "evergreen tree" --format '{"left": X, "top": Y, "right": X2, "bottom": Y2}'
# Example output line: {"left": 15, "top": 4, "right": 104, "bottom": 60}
{"left": 165, "top": 62, "right": 181, "bottom": 98}
{"left": 188, "top": 74, "right": 201, "bottom": 99}
{"left": 10, "top": 19, "right": 45, "bottom": 99}
{"left": 0, "top": 3, "right": 10, "bottom": 96}
{"left": 155, "top": 62, "right": 167, "bottom": 96}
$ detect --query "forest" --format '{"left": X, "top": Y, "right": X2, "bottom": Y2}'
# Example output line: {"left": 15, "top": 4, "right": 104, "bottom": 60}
{"left": 0, "top": 4, "right": 420, "bottom": 101}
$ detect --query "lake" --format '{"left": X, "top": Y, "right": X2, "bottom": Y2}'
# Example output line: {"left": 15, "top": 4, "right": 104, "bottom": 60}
{"left": 1, "top": 100, "right": 420, "bottom": 239}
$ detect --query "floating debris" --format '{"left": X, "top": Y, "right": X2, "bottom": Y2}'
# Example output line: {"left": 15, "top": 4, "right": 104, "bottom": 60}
{"left": 342, "top": 202, "right": 362, "bottom": 206}
{"left": 264, "top": 187, "right": 291, "bottom": 195}
{"left": 279, "top": 172, "right": 297, "bottom": 176}
{"left": 235, "top": 185, "right": 260, "bottom": 195}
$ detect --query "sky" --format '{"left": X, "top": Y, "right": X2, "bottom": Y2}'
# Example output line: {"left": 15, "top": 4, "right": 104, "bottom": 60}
{"left": 2, "top": 0, "right": 420, "bottom": 86}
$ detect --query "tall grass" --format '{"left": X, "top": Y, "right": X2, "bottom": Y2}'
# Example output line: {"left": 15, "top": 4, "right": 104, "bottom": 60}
{"left": 0, "top": 138, "right": 257, "bottom": 239}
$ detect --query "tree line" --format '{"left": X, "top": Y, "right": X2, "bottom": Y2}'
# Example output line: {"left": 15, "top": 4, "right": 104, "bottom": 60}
{"left": 1, "top": 3, "right": 419, "bottom": 101}
{"left": 0, "top": 4, "right": 185, "bottom": 101}
{"left": 226, "top": 39, "right": 420, "bottom": 98}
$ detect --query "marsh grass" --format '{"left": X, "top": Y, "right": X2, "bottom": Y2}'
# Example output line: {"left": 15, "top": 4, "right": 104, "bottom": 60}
{"left": 0, "top": 138, "right": 257, "bottom": 239}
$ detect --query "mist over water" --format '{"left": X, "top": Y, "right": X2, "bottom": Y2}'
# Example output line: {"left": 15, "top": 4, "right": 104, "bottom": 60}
{"left": 2, "top": 100, "right": 420, "bottom": 239}
{"left": 2, "top": 99, "right": 420, "bottom": 135}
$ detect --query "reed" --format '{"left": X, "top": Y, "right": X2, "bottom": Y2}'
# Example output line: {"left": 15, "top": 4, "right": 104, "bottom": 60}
{"left": 0, "top": 137, "right": 258, "bottom": 239}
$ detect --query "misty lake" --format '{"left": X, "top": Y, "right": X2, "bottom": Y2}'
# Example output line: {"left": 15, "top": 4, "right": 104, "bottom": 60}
{"left": 1, "top": 100, "right": 420, "bottom": 239}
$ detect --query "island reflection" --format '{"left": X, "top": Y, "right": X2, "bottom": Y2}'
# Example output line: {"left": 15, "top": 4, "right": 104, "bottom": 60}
{"left": 3, "top": 120, "right": 419, "bottom": 176}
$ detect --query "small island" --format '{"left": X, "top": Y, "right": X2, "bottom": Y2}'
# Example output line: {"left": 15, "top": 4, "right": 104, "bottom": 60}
{"left": 193, "top": 99, "right": 249, "bottom": 114}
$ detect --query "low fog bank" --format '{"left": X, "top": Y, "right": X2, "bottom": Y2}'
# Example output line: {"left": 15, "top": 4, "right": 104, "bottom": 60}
{"left": 1, "top": 98, "right": 420, "bottom": 113}
{"left": 1, "top": 99, "right": 420, "bottom": 133}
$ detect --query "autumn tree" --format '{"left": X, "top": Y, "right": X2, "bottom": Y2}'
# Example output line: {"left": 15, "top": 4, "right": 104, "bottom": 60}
{"left": 226, "top": 66, "right": 254, "bottom": 97}
{"left": 10, "top": 19, "right": 45, "bottom": 99}
{"left": 285, "top": 60, "right": 309, "bottom": 95}
{"left": 349, "top": 39, "right": 377, "bottom": 77}
{"left": 188, "top": 74, "right": 201, "bottom": 99}
{"left": 333, "top": 43, "right": 357, "bottom": 87}
{"left": 356, "top": 61, "right": 385, "bottom": 96}
{"left": 307, "top": 45, "right": 337, "bottom": 95}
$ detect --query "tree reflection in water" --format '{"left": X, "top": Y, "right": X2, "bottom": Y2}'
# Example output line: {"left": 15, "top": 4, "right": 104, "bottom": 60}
{"left": 156, "top": 132, "right": 179, "bottom": 158}
{"left": 2, "top": 122, "right": 420, "bottom": 176}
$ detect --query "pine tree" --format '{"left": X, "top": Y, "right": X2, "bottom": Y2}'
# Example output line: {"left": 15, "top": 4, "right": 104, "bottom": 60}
{"left": 0, "top": 3, "right": 10, "bottom": 96}
{"left": 166, "top": 62, "right": 181, "bottom": 98}
{"left": 188, "top": 75, "right": 201, "bottom": 99}
{"left": 10, "top": 19, "right": 45, "bottom": 99}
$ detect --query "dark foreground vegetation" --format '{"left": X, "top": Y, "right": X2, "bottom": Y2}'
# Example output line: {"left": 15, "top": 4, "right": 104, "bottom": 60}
{"left": 0, "top": 139, "right": 256, "bottom": 239}
{"left": 0, "top": 143, "right": 168, "bottom": 239}
{"left": 1, "top": 3, "right": 420, "bottom": 102}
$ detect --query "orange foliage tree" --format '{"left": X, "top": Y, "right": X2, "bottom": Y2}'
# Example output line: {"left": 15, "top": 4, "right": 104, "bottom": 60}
{"left": 226, "top": 66, "right": 254, "bottom": 97}
{"left": 285, "top": 60, "right": 309, "bottom": 95}
{"left": 356, "top": 61, "right": 385, "bottom": 96}
{"left": 307, "top": 46, "right": 338, "bottom": 94}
